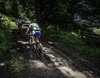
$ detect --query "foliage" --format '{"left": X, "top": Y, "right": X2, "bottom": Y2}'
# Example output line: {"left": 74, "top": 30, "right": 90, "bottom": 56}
{"left": 0, "top": 14, "right": 24, "bottom": 75}
{"left": 43, "top": 25, "right": 100, "bottom": 58}
{"left": 34, "top": 0, "right": 100, "bottom": 30}
{"left": 2, "top": 0, "right": 100, "bottom": 30}
{"left": 9, "top": 55, "right": 24, "bottom": 74}
{"left": 80, "top": 20, "right": 89, "bottom": 28}
{"left": 93, "top": 28, "right": 100, "bottom": 35}
{"left": 0, "top": 14, "right": 12, "bottom": 56}
{"left": 1, "top": 0, "right": 35, "bottom": 19}
{"left": 1, "top": 0, "right": 100, "bottom": 31}
{"left": 0, "top": 14, "right": 17, "bottom": 27}
{"left": 0, "top": 27, "right": 11, "bottom": 55}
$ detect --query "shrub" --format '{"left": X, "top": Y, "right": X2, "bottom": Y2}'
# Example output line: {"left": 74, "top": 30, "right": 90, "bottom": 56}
{"left": 0, "top": 14, "right": 12, "bottom": 56}
{"left": 0, "top": 25, "right": 11, "bottom": 56}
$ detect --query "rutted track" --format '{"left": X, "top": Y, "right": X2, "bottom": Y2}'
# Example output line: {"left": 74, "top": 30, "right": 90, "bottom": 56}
{"left": 10, "top": 27, "right": 100, "bottom": 78}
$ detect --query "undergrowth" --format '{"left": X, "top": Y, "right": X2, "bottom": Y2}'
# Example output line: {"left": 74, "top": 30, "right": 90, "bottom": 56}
{"left": 0, "top": 14, "right": 24, "bottom": 75}
{"left": 9, "top": 55, "right": 24, "bottom": 75}
{"left": 0, "top": 13, "right": 17, "bottom": 27}
{"left": 43, "top": 25, "right": 100, "bottom": 58}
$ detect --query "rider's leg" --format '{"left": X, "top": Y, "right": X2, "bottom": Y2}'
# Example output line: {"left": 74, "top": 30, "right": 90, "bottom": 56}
{"left": 37, "top": 39, "right": 41, "bottom": 48}
{"left": 32, "top": 30, "right": 35, "bottom": 44}
{"left": 32, "top": 30, "right": 41, "bottom": 48}
{"left": 32, "top": 35, "right": 35, "bottom": 43}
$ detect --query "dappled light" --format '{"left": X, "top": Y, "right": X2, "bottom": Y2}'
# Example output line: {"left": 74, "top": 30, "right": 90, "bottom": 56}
{"left": 18, "top": 40, "right": 28, "bottom": 44}
{"left": 10, "top": 32, "right": 98, "bottom": 78}
{"left": 28, "top": 60, "right": 47, "bottom": 68}
{"left": 0, "top": 0, "right": 100, "bottom": 78}
{"left": 7, "top": 31, "right": 96, "bottom": 78}
{"left": 0, "top": 62, "right": 5, "bottom": 67}
{"left": 43, "top": 45, "right": 95, "bottom": 78}
{"left": 0, "top": 27, "right": 100, "bottom": 78}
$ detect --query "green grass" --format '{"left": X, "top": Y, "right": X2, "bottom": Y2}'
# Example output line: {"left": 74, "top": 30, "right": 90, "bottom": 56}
{"left": 93, "top": 28, "right": 100, "bottom": 35}
{"left": 9, "top": 55, "right": 24, "bottom": 74}
{"left": 0, "top": 13, "right": 17, "bottom": 27}
{"left": 43, "top": 25, "right": 100, "bottom": 58}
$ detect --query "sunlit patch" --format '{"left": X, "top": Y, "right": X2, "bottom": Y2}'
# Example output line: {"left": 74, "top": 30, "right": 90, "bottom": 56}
{"left": 28, "top": 60, "right": 47, "bottom": 68}
{"left": 58, "top": 66, "right": 87, "bottom": 78}
{"left": 48, "top": 41, "right": 53, "bottom": 44}
{"left": 18, "top": 40, "right": 21, "bottom": 43}
{"left": 18, "top": 40, "right": 28, "bottom": 44}
{"left": 44, "top": 46, "right": 95, "bottom": 78}
{"left": 26, "top": 46, "right": 30, "bottom": 49}
{"left": 44, "top": 47, "right": 53, "bottom": 52}
{"left": 71, "top": 32, "right": 78, "bottom": 37}
{"left": 0, "top": 62, "right": 5, "bottom": 66}
{"left": 47, "top": 54, "right": 55, "bottom": 58}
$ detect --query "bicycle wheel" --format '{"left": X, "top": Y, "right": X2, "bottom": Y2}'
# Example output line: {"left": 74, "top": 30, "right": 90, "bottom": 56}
{"left": 32, "top": 43, "right": 43, "bottom": 60}
{"left": 32, "top": 43, "right": 39, "bottom": 58}
{"left": 36, "top": 43, "right": 43, "bottom": 60}
{"left": 28, "top": 37, "right": 32, "bottom": 44}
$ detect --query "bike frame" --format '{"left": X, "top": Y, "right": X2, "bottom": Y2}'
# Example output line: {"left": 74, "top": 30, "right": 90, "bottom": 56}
{"left": 27, "top": 32, "right": 43, "bottom": 59}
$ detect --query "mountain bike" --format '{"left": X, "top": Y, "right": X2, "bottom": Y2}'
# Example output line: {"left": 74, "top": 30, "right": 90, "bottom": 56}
{"left": 26, "top": 32, "right": 43, "bottom": 59}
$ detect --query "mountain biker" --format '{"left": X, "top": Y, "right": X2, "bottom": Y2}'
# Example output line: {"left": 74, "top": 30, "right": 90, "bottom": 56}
{"left": 26, "top": 19, "right": 41, "bottom": 46}
{"left": 17, "top": 17, "right": 23, "bottom": 34}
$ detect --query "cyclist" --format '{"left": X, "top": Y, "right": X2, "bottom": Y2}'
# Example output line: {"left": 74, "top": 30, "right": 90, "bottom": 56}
{"left": 26, "top": 19, "right": 41, "bottom": 46}
{"left": 17, "top": 17, "right": 23, "bottom": 34}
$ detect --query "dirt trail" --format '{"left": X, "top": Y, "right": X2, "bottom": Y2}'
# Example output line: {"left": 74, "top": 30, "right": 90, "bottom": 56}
{"left": 3, "top": 27, "right": 100, "bottom": 78}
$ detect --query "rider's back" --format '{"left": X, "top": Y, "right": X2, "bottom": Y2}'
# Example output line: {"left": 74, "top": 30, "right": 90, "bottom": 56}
{"left": 29, "top": 23, "right": 40, "bottom": 31}
{"left": 17, "top": 18, "right": 22, "bottom": 24}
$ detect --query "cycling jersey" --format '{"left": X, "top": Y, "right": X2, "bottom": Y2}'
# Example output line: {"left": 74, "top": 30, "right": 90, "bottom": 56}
{"left": 29, "top": 23, "right": 41, "bottom": 38}
{"left": 29, "top": 23, "right": 40, "bottom": 31}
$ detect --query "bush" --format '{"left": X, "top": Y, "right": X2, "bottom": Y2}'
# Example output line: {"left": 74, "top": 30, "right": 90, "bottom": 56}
{"left": 0, "top": 14, "right": 17, "bottom": 27}
{"left": 0, "top": 14, "right": 12, "bottom": 56}
{"left": 0, "top": 25, "right": 11, "bottom": 56}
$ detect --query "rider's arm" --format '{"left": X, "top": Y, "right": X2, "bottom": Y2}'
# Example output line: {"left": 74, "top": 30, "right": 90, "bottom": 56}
{"left": 26, "top": 24, "right": 32, "bottom": 33}
{"left": 26, "top": 28, "right": 29, "bottom": 33}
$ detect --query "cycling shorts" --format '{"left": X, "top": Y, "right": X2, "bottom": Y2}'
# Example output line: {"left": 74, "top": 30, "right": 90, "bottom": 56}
{"left": 32, "top": 30, "right": 41, "bottom": 38}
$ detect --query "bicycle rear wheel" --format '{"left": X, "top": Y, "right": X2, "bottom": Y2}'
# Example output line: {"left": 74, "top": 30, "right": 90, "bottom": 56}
{"left": 34, "top": 43, "right": 43, "bottom": 60}
{"left": 38, "top": 43, "right": 43, "bottom": 59}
